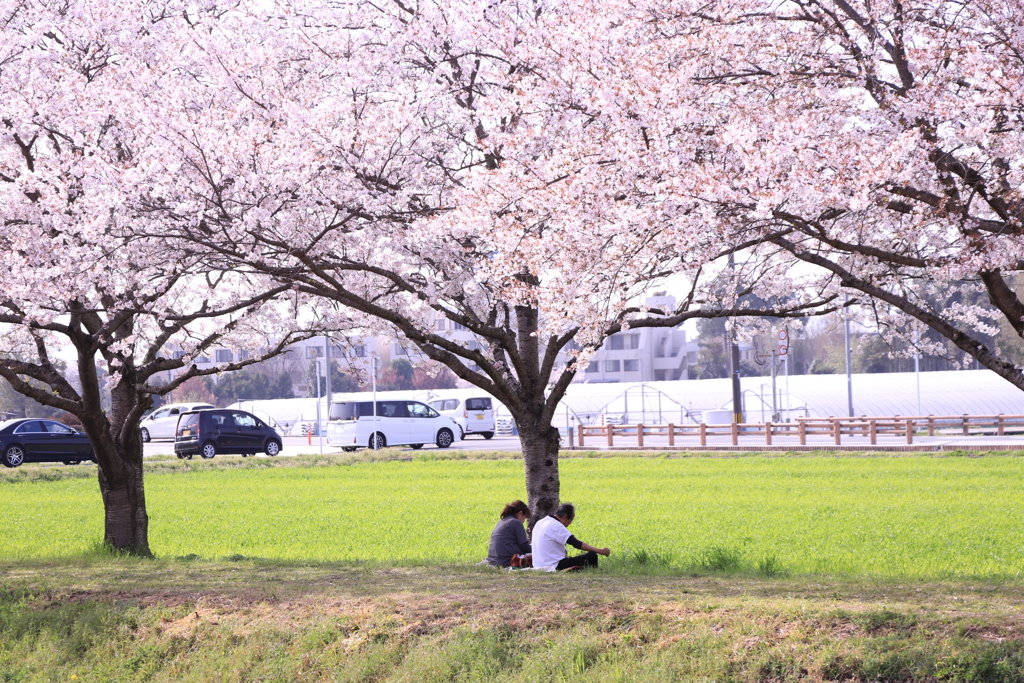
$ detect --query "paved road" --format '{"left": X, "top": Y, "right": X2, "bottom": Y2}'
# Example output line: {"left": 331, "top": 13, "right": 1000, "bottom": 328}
{"left": 143, "top": 434, "right": 525, "bottom": 457}
{"left": 140, "top": 431, "right": 1024, "bottom": 457}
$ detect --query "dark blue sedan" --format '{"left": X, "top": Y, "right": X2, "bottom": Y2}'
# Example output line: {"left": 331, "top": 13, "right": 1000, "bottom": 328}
{"left": 0, "top": 419, "right": 96, "bottom": 467}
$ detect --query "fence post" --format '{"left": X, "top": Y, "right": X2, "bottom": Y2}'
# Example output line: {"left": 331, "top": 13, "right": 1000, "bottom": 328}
{"left": 869, "top": 420, "right": 877, "bottom": 445}
{"left": 578, "top": 426, "right": 585, "bottom": 448}
{"left": 963, "top": 414, "right": 970, "bottom": 436}
{"left": 731, "top": 421, "right": 738, "bottom": 446}
{"left": 668, "top": 424, "right": 675, "bottom": 447}
{"left": 637, "top": 423, "right": 644, "bottom": 448}
{"left": 607, "top": 424, "right": 614, "bottom": 448}
{"left": 927, "top": 416, "right": 935, "bottom": 437}
{"left": 833, "top": 419, "right": 841, "bottom": 445}
{"left": 798, "top": 420, "right": 806, "bottom": 446}
{"left": 998, "top": 414, "right": 1005, "bottom": 436}
{"left": 699, "top": 423, "right": 707, "bottom": 447}
{"left": 765, "top": 422, "right": 773, "bottom": 445}
{"left": 906, "top": 418, "right": 913, "bottom": 445}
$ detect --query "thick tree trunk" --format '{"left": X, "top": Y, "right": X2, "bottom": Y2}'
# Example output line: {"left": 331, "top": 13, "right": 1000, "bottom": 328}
{"left": 78, "top": 357, "right": 152, "bottom": 556}
{"left": 517, "top": 416, "right": 562, "bottom": 525}
{"left": 96, "top": 448, "right": 150, "bottom": 555}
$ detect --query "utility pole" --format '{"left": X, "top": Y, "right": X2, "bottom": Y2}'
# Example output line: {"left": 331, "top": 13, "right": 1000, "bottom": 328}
{"left": 844, "top": 295, "right": 854, "bottom": 417}
{"left": 730, "top": 336, "right": 743, "bottom": 423}
{"left": 324, "top": 333, "right": 332, "bottom": 411}
{"left": 728, "top": 253, "right": 743, "bottom": 424}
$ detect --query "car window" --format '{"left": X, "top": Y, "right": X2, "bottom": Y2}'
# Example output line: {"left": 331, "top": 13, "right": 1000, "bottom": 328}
{"left": 150, "top": 409, "right": 169, "bottom": 420}
{"left": 179, "top": 413, "right": 200, "bottom": 430}
{"left": 44, "top": 421, "right": 75, "bottom": 434}
{"left": 407, "top": 402, "right": 432, "bottom": 418}
{"left": 232, "top": 413, "right": 257, "bottom": 428}
{"left": 428, "top": 401, "right": 443, "bottom": 411}
{"left": 168, "top": 408, "right": 180, "bottom": 415}
{"left": 210, "top": 413, "right": 229, "bottom": 427}
{"left": 14, "top": 421, "right": 46, "bottom": 434}
{"left": 445, "top": 399, "right": 459, "bottom": 411}
{"left": 379, "top": 401, "right": 408, "bottom": 418}
{"left": 466, "top": 398, "right": 491, "bottom": 411}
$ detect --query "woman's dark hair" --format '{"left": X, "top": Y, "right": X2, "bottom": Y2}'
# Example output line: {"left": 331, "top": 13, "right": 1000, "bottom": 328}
{"left": 499, "top": 500, "right": 530, "bottom": 519}
{"left": 554, "top": 502, "right": 576, "bottom": 521}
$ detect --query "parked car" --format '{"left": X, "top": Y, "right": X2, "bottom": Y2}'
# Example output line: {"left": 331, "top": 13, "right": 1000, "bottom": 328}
{"left": 0, "top": 419, "right": 96, "bottom": 467}
{"left": 427, "top": 396, "right": 496, "bottom": 439}
{"left": 327, "top": 400, "right": 461, "bottom": 451}
{"left": 173, "top": 409, "right": 283, "bottom": 459}
{"left": 141, "top": 402, "right": 215, "bottom": 442}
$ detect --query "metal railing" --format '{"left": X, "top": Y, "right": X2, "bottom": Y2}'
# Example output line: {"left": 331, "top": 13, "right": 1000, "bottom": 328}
{"left": 573, "top": 414, "right": 1024, "bottom": 448}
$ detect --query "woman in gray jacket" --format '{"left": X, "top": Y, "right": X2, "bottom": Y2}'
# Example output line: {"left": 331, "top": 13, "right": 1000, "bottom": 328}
{"left": 485, "top": 500, "right": 531, "bottom": 567}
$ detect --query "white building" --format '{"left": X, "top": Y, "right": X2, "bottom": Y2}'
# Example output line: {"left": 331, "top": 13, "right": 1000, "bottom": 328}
{"left": 571, "top": 295, "right": 698, "bottom": 383}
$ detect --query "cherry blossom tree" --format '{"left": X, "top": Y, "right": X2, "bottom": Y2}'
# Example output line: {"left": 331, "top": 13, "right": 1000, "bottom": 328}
{"left": 642, "top": 0, "right": 1024, "bottom": 388}
{"left": 143, "top": 0, "right": 845, "bottom": 520}
{"left": 0, "top": 0, "right": 317, "bottom": 554}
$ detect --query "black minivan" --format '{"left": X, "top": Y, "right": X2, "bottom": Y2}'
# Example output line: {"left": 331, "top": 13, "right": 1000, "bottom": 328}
{"left": 174, "top": 409, "right": 283, "bottom": 459}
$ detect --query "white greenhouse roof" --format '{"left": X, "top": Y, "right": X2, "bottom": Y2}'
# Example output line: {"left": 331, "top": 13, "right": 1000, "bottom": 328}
{"left": 230, "top": 369, "right": 1024, "bottom": 433}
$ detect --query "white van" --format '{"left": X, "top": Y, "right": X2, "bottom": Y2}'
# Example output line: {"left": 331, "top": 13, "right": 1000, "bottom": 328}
{"left": 140, "top": 402, "right": 216, "bottom": 441}
{"left": 327, "top": 400, "right": 461, "bottom": 451}
{"left": 427, "top": 396, "right": 496, "bottom": 439}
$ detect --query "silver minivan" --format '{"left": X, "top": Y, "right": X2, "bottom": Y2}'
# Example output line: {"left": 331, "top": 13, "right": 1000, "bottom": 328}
{"left": 427, "top": 396, "right": 496, "bottom": 439}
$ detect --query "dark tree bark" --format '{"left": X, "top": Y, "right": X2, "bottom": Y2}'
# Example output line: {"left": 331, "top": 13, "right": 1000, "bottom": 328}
{"left": 0, "top": 288, "right": 309, "bottom": 556}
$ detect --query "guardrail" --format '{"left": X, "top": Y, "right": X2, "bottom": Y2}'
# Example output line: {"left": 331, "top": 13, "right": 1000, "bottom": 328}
{"left": 574, "top": 414, "right": 1024, "bottom": 448}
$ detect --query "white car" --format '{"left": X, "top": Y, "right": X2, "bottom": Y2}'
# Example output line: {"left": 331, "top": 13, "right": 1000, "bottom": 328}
{"left": 327, "top": 400, "right": 461, "bottom": 451}
{"left": 140, "top": 402, "right": 215, "bottom": 442}
{"left": 427, "top": 396, "right": 496, "bottom": 439}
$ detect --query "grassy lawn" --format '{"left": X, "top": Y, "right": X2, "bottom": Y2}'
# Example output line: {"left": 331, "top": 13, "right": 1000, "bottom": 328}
{"left": 4, "top": 451, "right": 1024, "bottom": 681}
{"left": 3, "top": 451, "right": 1024, "bottom": 578}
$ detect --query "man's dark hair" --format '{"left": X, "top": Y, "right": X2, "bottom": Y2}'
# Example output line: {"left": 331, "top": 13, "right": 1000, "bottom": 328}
{"left": 554, "top": 502, "right": 575, "bottom": 521}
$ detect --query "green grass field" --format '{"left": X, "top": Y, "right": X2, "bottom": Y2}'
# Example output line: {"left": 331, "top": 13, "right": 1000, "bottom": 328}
{"left": 6, "top": 453, "right": 1024, "bottom": 682}
{"left": 4, "top": 454, "right": 1024, "bottom": 579}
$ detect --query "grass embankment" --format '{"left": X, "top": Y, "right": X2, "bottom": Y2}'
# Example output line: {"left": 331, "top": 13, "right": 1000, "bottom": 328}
{"left": 3, "top": 559, "right": 1024, "bottom": 682}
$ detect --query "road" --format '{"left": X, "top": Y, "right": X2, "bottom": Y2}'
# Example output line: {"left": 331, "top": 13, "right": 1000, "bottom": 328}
{"left": 143, "top": 434, "right": 525, "bottom": 457}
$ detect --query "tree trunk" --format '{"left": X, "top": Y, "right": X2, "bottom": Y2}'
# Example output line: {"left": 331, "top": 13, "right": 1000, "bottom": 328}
{"left": 518, "top": 416, "right": 562, "bottom": 526}
{"left": 96, "top": 447, "right": 150, "bottom": 555}
{"left": 79, "top": 362, "right": 152, "bottom": 556}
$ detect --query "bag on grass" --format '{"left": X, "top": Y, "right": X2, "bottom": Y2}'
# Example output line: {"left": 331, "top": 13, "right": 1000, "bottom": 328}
{"left": 510, "top": 553, "right": 533, "bottom": 568}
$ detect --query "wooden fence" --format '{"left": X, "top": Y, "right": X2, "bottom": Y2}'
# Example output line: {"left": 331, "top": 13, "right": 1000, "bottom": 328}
{"left": 574, "top": 414, "right": 1024, "bottom": 448}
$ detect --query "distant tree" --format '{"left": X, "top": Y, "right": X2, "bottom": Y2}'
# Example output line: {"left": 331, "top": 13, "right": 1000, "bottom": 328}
{"left": 692, "top": 318, "right": 729, "bottom": 380}
{"left": 413, "top": 362, "right": 459, "bottom": 390}
{"left": 307, "top": 360, "right": 360, "bottom": 397}
{"left": 212, "top": 368, "right": 296, "bottom": 406}
{"left": 378, "top": 359, "right": 416, "bottom": 391}
{"left": 169, "top": 377, "right": 218, "bottom": 406}
{"left": 0, "top": 376, "right": 65, "bottom": 420}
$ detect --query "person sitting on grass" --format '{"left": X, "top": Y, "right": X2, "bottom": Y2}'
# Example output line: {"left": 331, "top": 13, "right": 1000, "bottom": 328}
{"left": 484, "top": 499, "right": 532, "bottom": 567}
{"left": 531, "top": 502, "right": 611, "bottom": 571}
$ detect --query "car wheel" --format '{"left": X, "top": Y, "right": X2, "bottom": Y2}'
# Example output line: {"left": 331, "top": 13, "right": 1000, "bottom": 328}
{"left": 342, "top": 447, "right": 357, "bottom": 452}
{"left": 409, "top": 444, "right": 424, "bottom": 450}
{"left": 2, "top": 445, "right": 25, "bottom": 468}
{"left": 66, "top": 460, "right": 81, "bottom": 466}
{"left": 265, "top": 440, "right": 281, "bottom": 457}
{"left": 141, "top": 428, "right": 151, "bottom": 443}
{"left": 369, "top": 433, "right": 386, "bottom": 450}
{"left": 436, "top": 428, "right": 454, "bottom": 449}
{"left": 200, "top": 441, "right": 217, "bottom": 459}
{"left": 481, "top": 431, "right": 495, "bottom": 440}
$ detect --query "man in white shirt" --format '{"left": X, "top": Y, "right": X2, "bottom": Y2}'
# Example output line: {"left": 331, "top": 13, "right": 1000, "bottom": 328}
{"left": 531, "top": 502, "right": 611, "bottom": 571}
